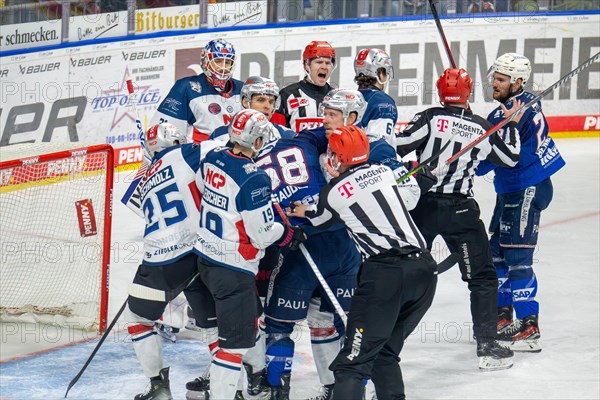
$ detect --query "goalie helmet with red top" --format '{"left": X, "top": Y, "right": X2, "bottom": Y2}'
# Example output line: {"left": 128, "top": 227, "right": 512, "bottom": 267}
{"left": 436, "top": 68, "right": 473, "bottom": 104}
{"left": 328, "top": 125, "right": 370, "bottom": 171}
{"left": 200, "top": 38, "right": 236, "bottom": 92}
{"left": 144, "top": 123, "right": 187, "bottom": 157}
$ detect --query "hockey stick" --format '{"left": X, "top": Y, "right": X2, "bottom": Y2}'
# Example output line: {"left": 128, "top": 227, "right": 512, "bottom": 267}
{"left": 272, "top": 203, "right": 348, "bottom": 325}
{"left": 120, "top": 78, "right": 152, "bottom": 218}
{"left": 428, "top": 0, "right": 457, "bottom": 68}
{"left": 64, "top": 299, "right": 127, "bottom": 398}
{"left": 441, "top": 50, "right": 600, "bottom": 166}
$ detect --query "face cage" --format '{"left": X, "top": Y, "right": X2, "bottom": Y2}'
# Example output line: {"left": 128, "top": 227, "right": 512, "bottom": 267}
{"left": 205, "top": 57, "right": 235, "bottom": 91}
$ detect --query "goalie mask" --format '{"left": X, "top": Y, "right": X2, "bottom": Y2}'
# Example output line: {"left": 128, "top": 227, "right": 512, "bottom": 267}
{"left": 228, "top": 109, "right": 270, "bottom": 156}
{"left": 201, "top": 39, "right": 236, "bottom": 92}
{"left": 488, "top": 53, "right": 531, "bottom": 85}
{"left": 320, "top": 88, "right": 367, "bottom": 126}
{"left": 354, "top": 48, "right": 395, "bottom": 86}
{"left": 144, "top": 123, "right": 187, "bottom": 157}
{"left": 327, "top": 125, "right": 370, "bottom": 171}
{"left": 241, "top": 76, "right": 281, "bottom": 111}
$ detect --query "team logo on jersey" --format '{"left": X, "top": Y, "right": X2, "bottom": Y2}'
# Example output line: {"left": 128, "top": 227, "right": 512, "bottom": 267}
{"left": 190, "top": 81, "right": 202, "bottom": 93}
{"left": 163, "top": 97, "right": 181, "bottom": 112}
{"left": 208, "top": 103, "right": 222, "bottom": 115}
{"left": 436, "top": 118, "right": 449, "bottom": 133}
{"left": 226, "top": 105, "right": 234, "bottom": 113}
{"left": 206, "top": 168, "right": 226, "bottom": 189}
{"left": 288, "top": 97, "right": 309, "bottom": 109}
{"left": 337, "top": 181, "right": 354, "bottom": 198}
{"left": 243, "top": 163, "right": 257, "bottom": 174}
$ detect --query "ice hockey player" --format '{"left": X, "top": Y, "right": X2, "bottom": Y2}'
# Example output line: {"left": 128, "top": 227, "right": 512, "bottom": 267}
{"left": 125, "top": 123, "right": 203, "bottom": 400}
{"left": 396, "top": 67, "right": 522, "bottom": 371}
{"left": 354, "top": 48, "right": 398, "bottom": 146}
{"left": 210, "top": 76, "right": 295, "bottom": 142}
{"left": 275, "top": 41, "right": 336, "bottom": 132}
{"left": 190, "top": 109, "right": 306, "bottom": 400}
{"left": 288, "top": 125, "right": 438, "bottom": 400}
{"left": 478, "top": 53, "right": 565, "bottom": 352}
{"left": 150, "top": 38, "right": 243, "bottom": 143}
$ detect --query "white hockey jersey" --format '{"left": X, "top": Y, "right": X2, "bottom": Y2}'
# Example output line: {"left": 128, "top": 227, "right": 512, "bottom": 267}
{"left": 141, "top": 144, "right": 202, "bottom": 266}
{"left": 194, "top": 147, "right": 286, "bottom": 276}
{"left": 151, "top": 74, "right": 244, "bottom": 143}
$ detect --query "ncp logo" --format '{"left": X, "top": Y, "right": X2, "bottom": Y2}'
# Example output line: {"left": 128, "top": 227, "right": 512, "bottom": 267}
{"left": 206, "top": 168, "right": 226, "bottom": 189}
{"left": 436, "top": 118, "right": 449, "bottom": 133}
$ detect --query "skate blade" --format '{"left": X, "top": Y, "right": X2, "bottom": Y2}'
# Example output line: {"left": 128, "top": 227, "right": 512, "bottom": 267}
{"left": 478, "top": 356, "right": 514, "bottom": 371}
{"left": 509, "top": 339, "right": 542, "bottom": 353}
{"left": 186, "top": 390, "right": 208, "bottom": 400}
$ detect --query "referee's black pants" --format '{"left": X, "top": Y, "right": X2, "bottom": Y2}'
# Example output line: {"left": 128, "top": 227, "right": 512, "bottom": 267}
{"left": 330, "top": 251, "right": 437, "bottom": 400}
{"left": 410, "top": 193, "right": 498, "bottom": 341}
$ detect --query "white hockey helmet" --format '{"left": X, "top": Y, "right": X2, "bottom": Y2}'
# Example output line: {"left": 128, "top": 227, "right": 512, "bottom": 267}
{"left": 241, "top": 76, "right": 281, "bottom": 110}
{"left": 144, "top": 123, "right": 187, "bottom": 156}
{"left": 320, "top": 88, "right": 367, "bottom": 125}
{"left": 489, "top": 53, "right": 532, "bottom": 85}
{"left": 228, "top": 109, "right": 270, "bottom": 154}
{"left": 354, "top": 48, "right": 395, "bottom": 86}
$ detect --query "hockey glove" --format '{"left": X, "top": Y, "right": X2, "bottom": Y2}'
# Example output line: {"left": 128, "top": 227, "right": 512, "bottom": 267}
{"left": 275, "top": 225, "right": 307, "bottom": 251}
{"left": 404, "top": 161, "right": 438, "bottom": 193}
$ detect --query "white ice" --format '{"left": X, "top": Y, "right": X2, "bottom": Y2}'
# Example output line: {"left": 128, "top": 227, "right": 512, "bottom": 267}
{"left": 1, "top": 138, "right": 598, "bottom": 399}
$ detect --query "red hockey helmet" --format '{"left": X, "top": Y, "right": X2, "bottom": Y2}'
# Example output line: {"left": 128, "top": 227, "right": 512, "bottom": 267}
{"left": 328, "top": 125, "right": 370, "bottom": 168}
{"left": 436, "top": 68, "right": 473, "bottom": 103}
{"left": 302, "top": 41, "right": 336, "bottom": 66}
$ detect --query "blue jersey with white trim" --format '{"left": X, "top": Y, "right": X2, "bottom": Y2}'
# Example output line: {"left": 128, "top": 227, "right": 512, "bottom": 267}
{"left": 254, "top": 127, "right": 328, "bottom": 228}
{"left": 358, "top": 87, "right": 398, "bottom": 146}
{"left": 194, "top": 147, "right": 286, "bottom": 276}
{"left": 141, "top": 144, "right": 202, "bottom": 266}
{"left": 479, "top": 91, "right": 565, "bottom": 193}
{"left": 151, "top": 74, "right": 244, "bottom": 142}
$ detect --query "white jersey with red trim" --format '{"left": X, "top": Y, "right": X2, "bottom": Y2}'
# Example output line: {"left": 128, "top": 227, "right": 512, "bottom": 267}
{"left": 141, "top": 144, "right": 203, "bottom": 266}
{"left": 151, "top": 74, "right": 244, "bottom": 143}
{"left": 194, "top": 147, "right": 286, "bottom": 276}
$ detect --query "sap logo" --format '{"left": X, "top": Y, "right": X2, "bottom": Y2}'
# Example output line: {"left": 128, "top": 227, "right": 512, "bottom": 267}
{"left": 347, "top": 328, "right": 363, "bottom": 361}
{"left": 277, "top": 298, "right": 307, "bottom": 310}
{"left": 513, "top": 288, "right": 534, "bottom": 301}
{"left": 336, "top": 288, "right": 354, "bottom": 298}
{"left": 497, "top": 277, "right": 508, "bottom": 288}
{"left": 206, "top": 169, "right": 226, "bottom": 189}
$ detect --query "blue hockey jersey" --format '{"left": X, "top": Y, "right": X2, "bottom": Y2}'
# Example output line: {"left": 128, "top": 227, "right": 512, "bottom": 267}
{"left": 358, "top": 87, "right": 398, "bottom": 146}
{"left": 255, "top": 127, "right": 328, "bottom": 228}
{"left": 151, "top": 74, "right": 244, "bottom": 143}
{"left": 478, "top": 91, "right": 565, "bottom": 194}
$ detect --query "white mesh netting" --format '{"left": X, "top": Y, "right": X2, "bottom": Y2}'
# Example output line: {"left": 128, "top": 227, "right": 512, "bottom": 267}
{"left": 0, "top": 143, "right": 112, "bottom": 331}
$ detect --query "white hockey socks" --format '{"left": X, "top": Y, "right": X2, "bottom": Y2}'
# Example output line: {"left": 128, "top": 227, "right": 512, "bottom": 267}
{"left": 210, "top": 348, "right": 247, "bottom": 399}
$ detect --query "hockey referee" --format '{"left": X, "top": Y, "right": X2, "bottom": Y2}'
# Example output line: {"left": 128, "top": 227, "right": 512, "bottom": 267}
{"left": 289, "top": 125, "right": 437, "bottom": 400}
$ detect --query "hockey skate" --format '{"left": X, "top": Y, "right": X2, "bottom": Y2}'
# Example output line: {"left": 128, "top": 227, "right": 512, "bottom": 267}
{"left": 306, "top": 384, "right": 334, "bottom": 400}
{"left": 243, "top": 364, "right": 271, "bottom": 399}
{"left": 185, "top": 371, "right": 209, "bottom": 400}
{"left": 270, "top": 374, "right": 291, "bottom": 400}
{"left": 499, "top": 314, "right": 541, "bottom": 352}
{"left": 497, "top": 306, "right": 514, "bottom": 335}
{"left": 477, "top": 340, "right": 514, "bottom": 371}
{"left": 135, "top": 367, "right": 173, "bottom": 400}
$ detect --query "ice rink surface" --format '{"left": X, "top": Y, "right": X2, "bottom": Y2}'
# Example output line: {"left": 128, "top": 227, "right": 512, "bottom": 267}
{"left": 1, "top": 138, "right": 598, "bottom": 399}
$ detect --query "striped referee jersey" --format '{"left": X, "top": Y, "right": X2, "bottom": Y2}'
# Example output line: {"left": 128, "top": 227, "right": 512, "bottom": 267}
{"left": 396, "top": 105, "right": 520, "bottom": 196}
{"left": 305, "top": 163, "right": 426, "bottom": 259}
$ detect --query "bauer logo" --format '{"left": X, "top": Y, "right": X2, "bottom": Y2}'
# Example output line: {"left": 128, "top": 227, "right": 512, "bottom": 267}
{"left": 76, "top": 199, "right": 98, "bottom": 237}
